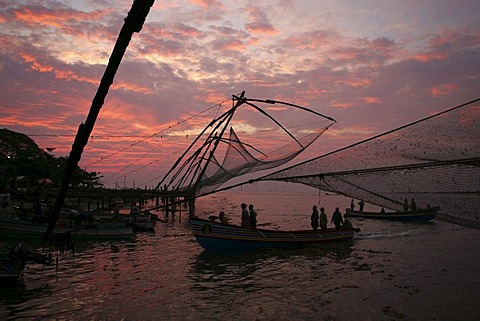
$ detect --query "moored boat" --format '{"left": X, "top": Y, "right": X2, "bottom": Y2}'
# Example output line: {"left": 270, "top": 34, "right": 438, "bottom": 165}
{"left": 0, "top": 216, "right": 133, "bottom": 241}
{"left": 344, "top": 206, "right": 439, "bottom": 222}
{"left": 0, "top": 252, "right": 24, "bottom": 285}
{"left": 190, "top": 217, "right": 356, "bottom": 250}
{"left": 89, "top": 208, "right": 158, "bottom": 232}
{"left": 0, "top": 243, "right": 51, "bottom": 285}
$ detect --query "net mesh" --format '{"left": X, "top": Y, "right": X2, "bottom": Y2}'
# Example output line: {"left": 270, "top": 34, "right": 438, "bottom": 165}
{"left": 197, "top": 127, "right": 330, "bottom": 195}
{"left": 158, "top": 94, "right": 336, "bottom": 196}
{"left": 261, "top": 98, "right": 480, "bottom": 228}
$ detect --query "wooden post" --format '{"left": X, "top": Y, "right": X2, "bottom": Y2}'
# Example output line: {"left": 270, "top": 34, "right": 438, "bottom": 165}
{"left": 45, "top": 0, "right": 156, "bottom": 240}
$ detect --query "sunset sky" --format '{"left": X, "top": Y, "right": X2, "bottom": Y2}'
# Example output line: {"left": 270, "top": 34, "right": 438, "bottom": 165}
{"left": 1, "top": 0, "right": 479, "bottom": 189}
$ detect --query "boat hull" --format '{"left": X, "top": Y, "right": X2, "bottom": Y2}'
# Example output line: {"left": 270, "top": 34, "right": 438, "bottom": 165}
{"left": 92, "top": 211, "right": 157, "bottom": 232}
{"left": 190, "top": 217, "right": 355, "bottom": 250}
{"left": 344, "top": 206, "right": 439, "bottom": 222}
{"left": 0, "top": 254, "right": 24, "bottom": 285}
{"left": 0, "top": 217, "right": 133, "bottom": 241}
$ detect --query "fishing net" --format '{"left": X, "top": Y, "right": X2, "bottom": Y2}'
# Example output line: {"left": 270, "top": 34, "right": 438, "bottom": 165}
{"left": 260, "top": 98, "right": 480, "bottom": 228}
{"left": 156, "top": 93, "right": 335, "bottom": 196}
{"left": 197, "top": 126, "right": 329, "bottom": 195}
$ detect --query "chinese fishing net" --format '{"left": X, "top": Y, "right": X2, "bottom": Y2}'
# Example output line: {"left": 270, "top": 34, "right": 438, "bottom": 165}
{"left": 155, "top": 93, "right": 336, "bottom": 197}
{"left": 259, "top": 98, "right": 480, "bottom": 229}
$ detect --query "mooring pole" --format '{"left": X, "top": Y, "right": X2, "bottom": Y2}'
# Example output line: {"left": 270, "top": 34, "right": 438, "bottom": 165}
{"left": 45, "top": 0, "right": 155, "bottom": 240}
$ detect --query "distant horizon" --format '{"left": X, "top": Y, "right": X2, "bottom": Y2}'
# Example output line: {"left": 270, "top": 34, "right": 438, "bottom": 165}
{"left": 1, "top": 1, "right": 479, "bottom": 189}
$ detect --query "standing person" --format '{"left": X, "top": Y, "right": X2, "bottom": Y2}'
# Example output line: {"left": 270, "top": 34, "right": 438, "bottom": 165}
{"left": 311, "top": 205, "right": 319, "bottom": 230}
{"left": 358, "top": 199, "right": 365, "bottom": 212}
{"left": 331, "top": 207, "right": 343, "bottom": 229}
{"left": 411, "top": 198, "right": 417, "bottom": 211}
{"left": 350, "top": 199, "right": 355, "bottom": 211}
{"left": 319, "top": 207, "right": 328, "bottom": 229}
{"left": 248, "top": 204, "right": 257, "bottom": 228}
{"left": 403, "top": 199, "right": 409, "bottom": 212}
{"left": 241, "top": 203, "right": 250, "bottom": 228}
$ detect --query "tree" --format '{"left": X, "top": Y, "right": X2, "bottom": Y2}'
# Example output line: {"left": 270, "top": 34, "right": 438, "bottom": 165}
{"left": 0, "top": 128, "right": 102, "bottom": 189}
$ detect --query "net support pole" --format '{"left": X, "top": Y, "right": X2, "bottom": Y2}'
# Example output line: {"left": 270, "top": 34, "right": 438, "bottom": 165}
{"left": 45, "top": 0, "right": 155, "bottom": 241}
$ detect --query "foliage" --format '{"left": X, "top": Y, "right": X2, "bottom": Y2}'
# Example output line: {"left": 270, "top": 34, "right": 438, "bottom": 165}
{"left": 0, "top": 128, "right": 102, "bottom": 190}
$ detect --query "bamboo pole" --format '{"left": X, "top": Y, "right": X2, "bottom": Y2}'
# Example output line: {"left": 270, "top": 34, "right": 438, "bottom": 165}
{"left": 45, "top": 0, "right": 155, "bottom": 240}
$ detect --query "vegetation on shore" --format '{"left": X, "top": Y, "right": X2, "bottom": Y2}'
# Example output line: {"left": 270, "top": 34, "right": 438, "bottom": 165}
{"left": 0, "top": 128, "right": 102, "bottom": 192}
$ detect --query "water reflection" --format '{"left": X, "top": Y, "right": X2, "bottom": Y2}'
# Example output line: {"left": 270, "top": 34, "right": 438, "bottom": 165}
{"left": 192, "top": 240, "right": 355, "bottom": 278}
{"left": 0, "top": 282, "right": 52, "bottom": 306}
{"left": 188, "top": 241, "right": 354, "bottom": 320}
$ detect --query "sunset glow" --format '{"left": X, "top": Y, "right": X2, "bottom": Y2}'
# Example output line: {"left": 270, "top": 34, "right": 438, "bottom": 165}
{"left": 1, "top": 0, "right": 479, "bottom": 188}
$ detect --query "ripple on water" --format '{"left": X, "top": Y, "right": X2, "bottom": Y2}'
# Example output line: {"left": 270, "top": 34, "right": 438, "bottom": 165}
{"left": 1, "top": 192, "right": 479, "bottom": 321}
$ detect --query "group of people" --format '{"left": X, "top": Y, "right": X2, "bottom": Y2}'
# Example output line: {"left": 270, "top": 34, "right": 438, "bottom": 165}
{"left": 350, "top": 199, "right": 365, "bottom": 212}
{"left": 311, "top": 205, "right": 353, "bottom": 230}
{"left": 241, "top": 203, "right": 257, "bottom": 228}
{"left": 309, "top": 205, "right": 328, "bottom": 230}
{"left": 209, "top": 203, "right": 258, "bottom": 228}
{"left": 214, "top": 202, "right": 355, "bottom": 230}
{"left": 403, "top": 198, "right": 417, "bottom": 211}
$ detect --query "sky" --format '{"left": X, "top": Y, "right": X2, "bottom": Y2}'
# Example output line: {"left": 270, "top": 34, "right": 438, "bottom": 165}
{"left": 1, "top": 0, "right": 479, "bottom": 190}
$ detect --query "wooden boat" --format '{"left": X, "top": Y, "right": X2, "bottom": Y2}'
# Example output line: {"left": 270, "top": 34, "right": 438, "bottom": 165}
{"left": 0, "top": 216, "right": 133, "bottom": 241}
{"left": 89, "top": 209, "right": 157, "bottom": 232}
{"left": 190, "top": 217, "right": 356, "bottom": 250}
{"left": 0, "top": 243, "right": 51, "bottom": 285}
{"left": 344, "top": 206, "right": 439, "bottom": 222}
{"left": 0, "top": 253, "right": 25, "bottom": 285}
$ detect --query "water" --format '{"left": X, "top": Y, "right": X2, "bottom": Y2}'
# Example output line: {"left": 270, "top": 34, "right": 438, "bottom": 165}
{"left": 1, "top": 192, "right": 479, "bottom": 320}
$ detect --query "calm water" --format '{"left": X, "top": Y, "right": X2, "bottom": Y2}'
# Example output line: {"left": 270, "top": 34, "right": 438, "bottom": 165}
{"left": 1, "top": 192, "right": 479, "bottom": 321}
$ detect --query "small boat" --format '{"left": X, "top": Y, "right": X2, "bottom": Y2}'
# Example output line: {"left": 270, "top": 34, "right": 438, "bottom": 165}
{"left": 125, "top": 208, "right": 157, "bottom": 231}
{"left": 1, "top": 243, "right": 51, "bottom": 285}
{"left": 0, "top": 252, "right": 24, "bottom": 285}
{"left": 0, "top": 216, "right": 133, "bottom": 241}
{"left": 344, "top": 206, "right": 439, "bottom": 222}
{"left": 190, "top": 217, "right": 356, "bottom": 250}
{"left": 90, "top": 208, "right": 157, "bottom": 232}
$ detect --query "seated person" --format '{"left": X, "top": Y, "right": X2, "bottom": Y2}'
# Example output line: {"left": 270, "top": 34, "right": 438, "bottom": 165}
{"left": 208, "top": 211, "right": 229, "bottom": 224}
{"left": 219, "top": 211, "right": 229, "bottom": 224}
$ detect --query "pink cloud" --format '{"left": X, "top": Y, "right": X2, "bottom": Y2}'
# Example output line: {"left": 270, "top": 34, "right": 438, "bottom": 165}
{"left": 429, "top": 83, "right": 459, "bottom": 98}
{"left": 330, "top": 100, "right": 356, "bottom": 109}
{"left": 17, "top": 51, "right": 153, "bottom": 94}
{"left": 335, "top": 78, "right": 371, "bottom": 87}
{"left": 328, "top": 37, "right": 396, "bottom": 65}
{"left": 410, "top": 31, "right": 480, "bottom": 62}
{"left": 361, "top": 97, "right": 382, "bottom": 104}
{"left": 191, "top": 0, "right": 223, "bottom": 9}
{"left": 13, "top": 6, "right": 108, "bottom": 29}
{"left": 245, "top": 21, "right": 277, "bottom": 35}
{"left": 211, "top": 38, "right": 247, "bottom": 51}
{"left": 244, "top": 6, "right": 277, "bottom": 35}
{"left": 411, "top": 52, "right": 448, "bottom": 62}
{"left": 148, "top": 22, "right": 203, "bottom": 40}
{"left": 429, "top": 31, "right": 480, "bottom": 50}
{"left": 285, "top": 30, "right": 334, "bottom": 50}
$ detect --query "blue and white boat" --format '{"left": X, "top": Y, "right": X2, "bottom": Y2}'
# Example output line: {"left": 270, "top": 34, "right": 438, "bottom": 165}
{"left": 190, "top": 217, "right": 356, "bottom": 250}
